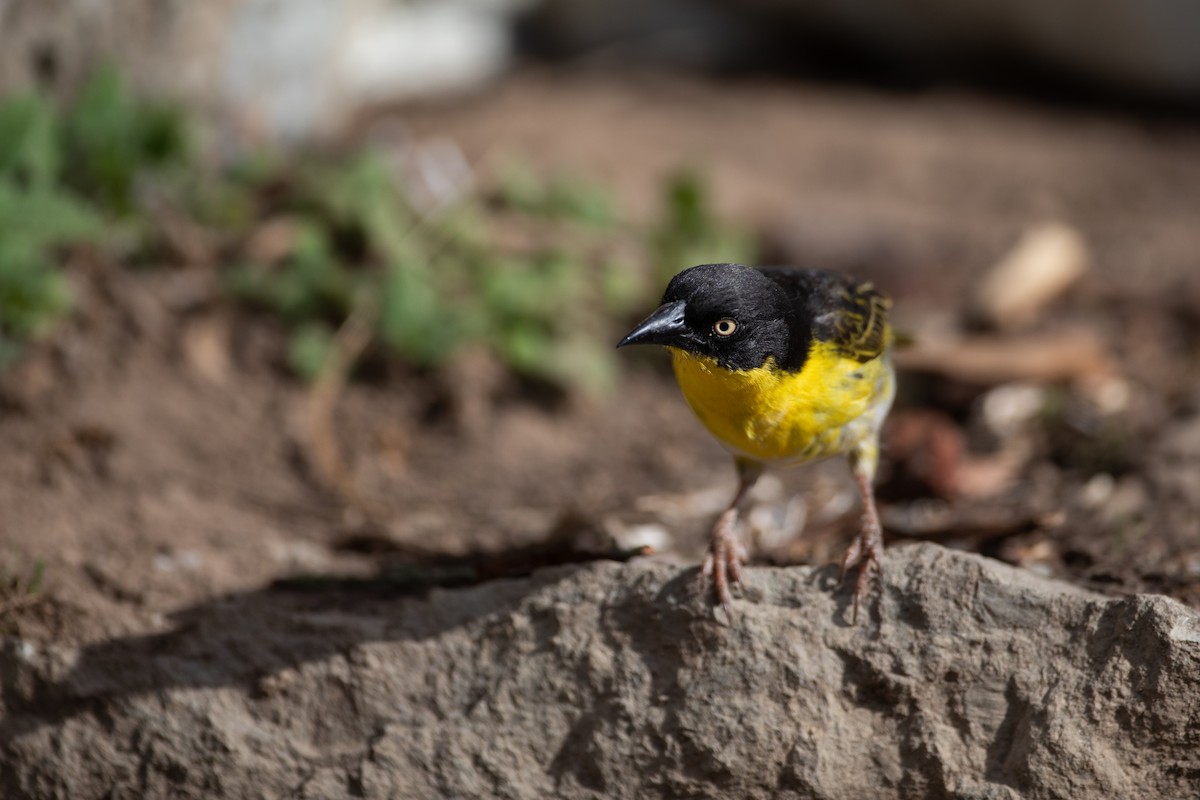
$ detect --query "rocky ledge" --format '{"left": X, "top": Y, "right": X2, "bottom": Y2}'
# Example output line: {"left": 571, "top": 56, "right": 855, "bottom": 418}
{"left": 3, "top": 543, "right": 1199, "bottom": 799}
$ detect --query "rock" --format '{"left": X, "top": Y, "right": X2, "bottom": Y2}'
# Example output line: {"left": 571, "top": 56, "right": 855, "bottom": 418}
{"left": 970, "top": 223, "right": 1090, "bottom": 332}
{"left": 0, "top": 0, "right": 519, "bottom": 143}
{"left": 2, "top": 543, "right": 1199, "bottom": 798}
{"left": 6, "top": 0, "right": 1200, "bottom": 146}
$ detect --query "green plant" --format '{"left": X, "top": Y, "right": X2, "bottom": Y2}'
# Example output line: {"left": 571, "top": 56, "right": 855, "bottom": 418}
{"left": 221, "top": 152, "right": 656, "bottom": 391}
{"left": 0, "top": 67, "right": 758, "bottom": 393}
{"left": 0, "top": 68, "right": 188, "bottom": 368}
{"left": 0, "top": 93, "right": 59, "bottom": 190}
{"left": 651, "top": 169, "right": 757, "bottom": 284}
{"left": 0, "top": 184, "right": 98, "bottom": 368}
{"left": 494, "top": 160, "right": 615, "bottom": 227}
{"left": 0, "top": 93, "right": 101, "bottom": 368}
{"left": 61, "top": 66, "right": 189, "bottom": 213}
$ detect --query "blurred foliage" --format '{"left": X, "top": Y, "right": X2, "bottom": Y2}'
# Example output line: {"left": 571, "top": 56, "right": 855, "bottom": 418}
{"left": 650, "top": 169, "right": 757, "bottom": 286}
{"left": 494, "top": 160, "right": 615, "bottom": 227}
{"left": 225, "top": 154, "right": 642, "bottom": 390}
{"left": 61, "top": 68, "right": 189, "bottom": 212}
{"left": 0, "top": 68, "right": 757, "bottom": 391}
{"left": 0, "top": 67, "right": 187, "bottom": 369}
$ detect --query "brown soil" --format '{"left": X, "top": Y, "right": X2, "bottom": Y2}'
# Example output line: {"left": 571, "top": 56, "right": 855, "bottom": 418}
{"left": 4, "top": 70, "right": 1200, "bottom": 653}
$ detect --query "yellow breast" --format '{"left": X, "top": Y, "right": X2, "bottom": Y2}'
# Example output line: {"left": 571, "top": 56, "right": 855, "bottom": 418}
{"left": 670, "top": 344, "right": 892, "bottom": 465}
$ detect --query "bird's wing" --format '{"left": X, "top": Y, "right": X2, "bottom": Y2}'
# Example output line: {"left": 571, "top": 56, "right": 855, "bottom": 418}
{"left": 766, "top": 269, "right": 892, "bottom": 364}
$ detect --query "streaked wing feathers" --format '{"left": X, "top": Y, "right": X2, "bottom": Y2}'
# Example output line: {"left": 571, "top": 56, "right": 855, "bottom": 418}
{"left": 763, "top": 268, "right": 891, "bottom": 364}
{"left": 817, "top": 281, "right": 891, "bottom": 363}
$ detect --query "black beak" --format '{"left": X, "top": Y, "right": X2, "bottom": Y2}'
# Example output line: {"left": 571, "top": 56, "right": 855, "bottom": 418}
{"left": 617, "top": 300, "right": 689, "bottom": 348}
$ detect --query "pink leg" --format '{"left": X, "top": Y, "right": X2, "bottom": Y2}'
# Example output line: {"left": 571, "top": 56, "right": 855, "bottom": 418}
{"left": 839, "top": 468, "right": 884, "bottom": 624}
{"left": 702, "top": 460, "right": 761, "bottom": 619}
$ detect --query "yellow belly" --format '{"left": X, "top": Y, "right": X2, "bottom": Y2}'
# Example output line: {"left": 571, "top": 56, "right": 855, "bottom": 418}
{"left": 670, "top": 344, "right": 893, "bottom": 465}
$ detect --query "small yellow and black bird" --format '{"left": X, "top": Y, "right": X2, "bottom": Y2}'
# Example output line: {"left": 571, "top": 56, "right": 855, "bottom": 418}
{"left": 618, "top": 263, "right": 895, "bottom": 621}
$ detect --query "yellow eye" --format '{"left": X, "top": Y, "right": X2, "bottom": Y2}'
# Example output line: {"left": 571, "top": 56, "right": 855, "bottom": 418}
{"left": 713, "top": 318, "right": 737, "bottom": 337}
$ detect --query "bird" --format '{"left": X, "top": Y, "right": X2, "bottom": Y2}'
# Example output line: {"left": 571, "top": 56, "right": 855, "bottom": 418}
{"left": 617, "top": 263, "right": 895, "bottom": 622}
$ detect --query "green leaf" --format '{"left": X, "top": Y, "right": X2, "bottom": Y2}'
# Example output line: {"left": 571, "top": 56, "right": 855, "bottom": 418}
{"left": 0, "top": 247, "right": 72, "bottom": 338}
{"left": 546, "top": 177, "right": 614, "bottom": 227}
{"left": 494, "top": 159, "right": 546, "bottom": 214}
{"left": 287, "top": 321, "right": 335, "bottom": 381}
{"left": 0, "top": 179, "right": 104, "bottom": 253}
{"left": 378, "top": 260, "right": 461, "bottom": 366}
{"left": 63, "top": 66, "right": 188, "bottom": 212}
{"left": 663, "top": 169, "right": 707, "bottom": 238}
{"left": 0, "top": 93, "right": 60, "bottom": 189}
{"left": 497, "top": 321, "right": 553, "bottom": 373}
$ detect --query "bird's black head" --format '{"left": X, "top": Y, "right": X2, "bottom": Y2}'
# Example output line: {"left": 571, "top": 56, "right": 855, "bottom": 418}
{"left": 617, "top": 263, "right": 799, "bottom": 371}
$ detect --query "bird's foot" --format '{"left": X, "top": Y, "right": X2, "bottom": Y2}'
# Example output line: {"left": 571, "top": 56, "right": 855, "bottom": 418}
{"left": 702, "top": 508, "right": 748, "bottom": 620}
{"left": 839, "top": 523, "right": 883, "bottom": 625}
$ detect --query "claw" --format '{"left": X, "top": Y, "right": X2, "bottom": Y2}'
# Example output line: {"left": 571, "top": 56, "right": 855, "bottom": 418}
{"left": 846, "top": 542, "right": 881, "bottom": 624}
{"left": 700, "top": 461, "right": 761, "bottom": 622}
{"left": 702, "top": 507, "right": 745, "bottom": 620}
{"left": 839, "top": 466, "right": 886, "bottom": 624}
{"left": 839, "top": 536, "right": 863, "bottom": 582}
{"left": 728, "top": 551, "right": 745, "bottom": 594}
{"left": 840, "top": 518, "right": 883, "bottom": 624}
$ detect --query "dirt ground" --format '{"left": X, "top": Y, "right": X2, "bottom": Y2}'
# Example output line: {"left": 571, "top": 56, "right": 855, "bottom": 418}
{"left": 3, "top": 70, "right": 1200, "bottom": 653}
